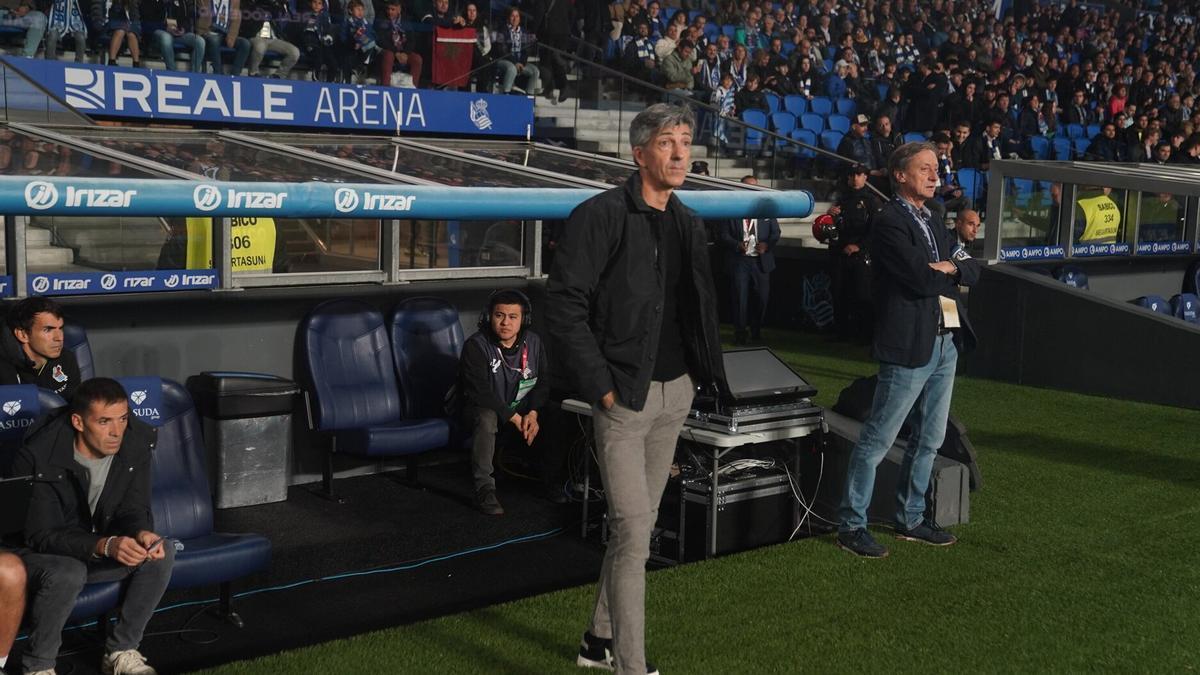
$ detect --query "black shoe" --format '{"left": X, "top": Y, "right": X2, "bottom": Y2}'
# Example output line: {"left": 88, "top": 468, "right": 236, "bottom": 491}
{"left": 576, "top": 632, "right": 658, "bottom": 673}
{"left": 895, "top": 519, "right": 957, "bottom": 546}
{"left": 475, "top": 487, "right": 504, "bottom": 516}
{"left": 837, "top": 528, "right": 889, "bottom": 558}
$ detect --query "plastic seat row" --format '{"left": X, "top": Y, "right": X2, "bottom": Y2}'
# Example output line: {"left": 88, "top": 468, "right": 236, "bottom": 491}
{"left": 1133, "top": 294, "right": 1200, "bottom": 323}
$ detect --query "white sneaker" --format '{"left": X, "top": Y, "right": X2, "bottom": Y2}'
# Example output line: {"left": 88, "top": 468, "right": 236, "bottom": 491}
{"left": 102, "top": 649, "right": 157, "bottom": 675}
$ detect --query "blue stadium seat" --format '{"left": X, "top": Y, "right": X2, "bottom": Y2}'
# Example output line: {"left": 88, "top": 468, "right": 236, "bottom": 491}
{"left": 834, "top": 97, "right": 856, "bottom": 117}
{"left": 822, "top": 58, "right": 834, "bottom": 72}
{"left": 1072, "top": 138, "right": 1091, "bottom": 158}
{"left": 1170, "top": 293, "right": 1199, "bottom": 323}
{"left": 741, "top": 110, "right": 768, "bottom": 153}
{"left": 827, "top": 114, "right": 851, "bottom": 134}
{"left": 117, "top": 377, "right": 272, "bottom": 625}
{"left": 1052, "top": 137, "right": 1072, "bottom": 160}
{"left": 721, "top": 24, "right": 736, "bottom": 38}
{"left": 1011, "top": 178, "right": 1036, "bottom": 208}
{"left": 1066, "top": 123, "right": 1084, "bottom": 139}
{"left": 957, "top": 168, "right": 984, "bottom": 205}
{"left": 1133, "top": 295, "right": 1172, "bottom": 315}
{"left": 1086, "top": 124, "right": 1101, "bottom": 139}
{"left": 1029, "top": 136, "right": 1050, "bottom": 160}
{"left": 388, "top": 297, "right": 464, "bottom": 422}
{"left": 1184, "top": 259, "right": 1200, "bottom": 295}
{"left": 809, "top": 96, "right": 833, "bottom": 116}
{"left": 1054, "top": 265, "right": 1089, "bottom": 289}
{"left": 800, "top": 112, "right": 824, "bottom": 134}
{"left": 903, "top": 131, "right": 927, "bottom": 143}
{"left": 762, "top": 92, "right": 781, "bottom": 114}
{"left": 63, "top": 323, "right": 95, "bottom": 380}
{"left": 790, "top": 129, "right": 818, "bottom": 162}
{"left": 819, "top": 130, "right": 844, "bottom": 153}
{"left": 876, "top": 83, "right": 889, "bottom": 100}
{"left": 299, "top": 299, "right": 451, "bottom": 496}
{"left": 703, "top": 23, "right": 719, "bottom": 41}
{"left": 688, "top": 9, "right": 702, "bottom": 22}
{"left": 783, "top": 95, "right": 808, "bottom": 116}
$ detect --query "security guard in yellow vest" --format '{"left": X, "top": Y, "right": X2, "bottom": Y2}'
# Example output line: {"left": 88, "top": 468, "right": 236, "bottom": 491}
{"left": 1075, "top": 188, "right": 1121, "bottom": 243}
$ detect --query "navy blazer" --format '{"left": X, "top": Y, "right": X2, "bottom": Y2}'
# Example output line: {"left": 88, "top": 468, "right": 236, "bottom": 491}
{"left": 869, "top": 199, "right": 980, "bottom": 368}
{"left": 716, "top": 216, "right": 781, "bottom": 273}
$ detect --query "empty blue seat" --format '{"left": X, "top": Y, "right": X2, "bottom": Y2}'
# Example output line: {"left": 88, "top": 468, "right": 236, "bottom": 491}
{"left": 822, "top": 58, "right": 833, "bottom": 72}
{"left": 1171, "top": 293, "right": 1200, "bottom": 323}
{"left": 741, "top": 109, "right": 768, "bottom": 152}
{"left": 1134, "top": 295, "right": 1172, "bottom": 315}
{"left": 388, "top": 297, "right": 464, "bottom": 421}
{"left": 790, "top": 129, "right": 818, "bottom": 160}
{"left": 118, "top": 376, "right": 272, "bottom": 625}
{"left": 799, "top": 112, "right": 824, "bottom": 133}
{"left": 1052, "top": 137, "right": 1072, "bottom": 160}
{"left": 957, "top": 168, "right": 985, "bottom": 204}
{"left": 1072, "top": 138, "right": 1091, "bottom": 158}
{"left": 809, "top": 96, "right": 833, "bottom": 116}
{"left": 1054, "top": 265, "right": 1089, "bottom": 289}
{"left": 721, "top": 24, "right": 736, "bottom": 38}
{"left": 876, "top": 83, "right": 889, "bottom": 99}
{"left": 1086, "top": 124, "right": 1101, "bottom": 138}
{"left": 827, "top": 114, "right": 851, "bottom": 133}
{"left": 762, "top": 92, "right": 781, "bottom": 114}
{"left": 783, "top": 95, "right": 807, "bottom": 116}
{"left": 903, "top": 131, "right": 927, "bottom": 143}
{"left": 819, "top": 130, "right": 844, "bottom": 153}
{"left": 1066, "top": 123, "right": 1084, "bottom": 139}
{"left": 834, "top": 97, "right": 856, "bottom": 117}
{"left": 1029, "top": 136, "right": 1051, "bottom": 160}
{"left": 62, "top": 323, "right": 95, "bottom": 380}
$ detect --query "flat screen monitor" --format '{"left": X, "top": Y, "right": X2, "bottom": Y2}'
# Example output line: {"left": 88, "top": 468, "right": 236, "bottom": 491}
{"left": 722, "top": 348, "right": 818, "bottom": 401}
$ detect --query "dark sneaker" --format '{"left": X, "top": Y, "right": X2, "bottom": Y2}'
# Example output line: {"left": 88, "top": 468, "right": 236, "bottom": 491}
{"left": 895, "top": 520, "right": 957, "bottom": 546}
{"left": 575, "top": 632, "right": 658, "bottom": 673}
{"left": 476, "top": 487, "right": 504, "bottom": 516}
{"left": 837, "top": 528, "right": 889, "bottom": 558}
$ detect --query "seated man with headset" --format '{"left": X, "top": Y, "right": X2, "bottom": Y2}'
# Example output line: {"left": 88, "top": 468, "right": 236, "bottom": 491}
{"left": 455, "top": 289, "right": 550, "bottom": 515}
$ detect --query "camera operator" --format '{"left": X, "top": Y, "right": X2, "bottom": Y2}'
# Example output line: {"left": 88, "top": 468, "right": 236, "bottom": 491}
{"left": 825, "top": 164, "right": 882, "bottom": 342}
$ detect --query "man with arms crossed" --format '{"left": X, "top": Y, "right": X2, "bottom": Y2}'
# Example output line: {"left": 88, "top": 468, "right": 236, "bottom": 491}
{"left": 12, "top": 378, "right": 173, "bottom": 675}
{"left": 837, "top": 142, "right": 981, "bottom": 559}
{"left": 548, "top": 103, "right": 726, "bottom": 674}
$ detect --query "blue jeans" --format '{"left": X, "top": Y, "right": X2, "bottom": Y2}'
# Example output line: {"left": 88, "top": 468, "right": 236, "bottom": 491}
{"left": 203, "top": 33, "right": 250, "bottom": 75}
{"left": 154, "top": 30, "right": 205, "bottom": 71}
{"left": 0, "top": 9, "right": 47, "bottom": 57}
{"left": 839, "top": 332, "right": 958, "bottom": 532}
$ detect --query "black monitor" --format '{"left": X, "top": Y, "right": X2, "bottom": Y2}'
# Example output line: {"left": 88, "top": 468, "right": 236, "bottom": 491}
{"left": 721, "top": 348, "right": 818, "bottom": 401}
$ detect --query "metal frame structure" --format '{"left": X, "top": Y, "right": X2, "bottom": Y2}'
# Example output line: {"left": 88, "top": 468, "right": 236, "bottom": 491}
{"left": 985, "top": 160, "right": 1200, "bottom": 262}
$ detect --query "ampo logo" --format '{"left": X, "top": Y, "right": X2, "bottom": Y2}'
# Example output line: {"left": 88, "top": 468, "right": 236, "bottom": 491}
{"left": 100, "top": 274, "right": 118, "bottom": 290}
{"left": 25, "top": 181, "right": 59, "bottom": 210}
{"left": 334, "top": 188, "right": 360, "bottom": 213}
{"left": 193, "top": 184, "right": 223, "bottom": 212}
{"left": 31, "top": 277, "right": 50, "bottom": 294}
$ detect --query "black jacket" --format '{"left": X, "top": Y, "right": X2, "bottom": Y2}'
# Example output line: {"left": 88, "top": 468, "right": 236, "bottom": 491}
{"left": 0, "top": 327, "right": 81, "bottom": 400}
{"left": 869, "top": 199, "right": 981, "bottom": 368}
{"left": 9, "top": 410, "right": 157, "bottom": 561}
{"left": 716, "top": 216, "right": 781, "bottom": 273}
{"left": 458, "top": 328, "right": 549, "bottom": 422}
{"left": 545, "top": 172, "right": 727, "bottom": 411}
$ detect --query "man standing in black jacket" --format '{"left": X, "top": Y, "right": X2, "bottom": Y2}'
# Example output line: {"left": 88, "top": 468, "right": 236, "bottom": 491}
{"left": 0, "top": 297, "right": 81, "bottom": 400}
{"left": 455, "top": 289, "right": 549, "bottom": 515}
{"left": 547, "top": 103, "right": 726, "bottom": 675}
{"left": 837, "top": 142, "right": 980, "bottom": 559}
{"left": 11, "top": 378, "right": 172, "bottom": 675}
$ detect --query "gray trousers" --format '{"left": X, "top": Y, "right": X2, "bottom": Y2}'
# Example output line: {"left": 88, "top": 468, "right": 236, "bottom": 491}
{"left": 588, "top": 374, "right": 693, "bottom": 675}
{"left": 469, "top": 407, "right": 502, "bottom": 492}
{"left": 248, "top": 37, "right": 300, "bottom": 77}
{"left": 19, "top": 545, "right": 175, "bottom": 672}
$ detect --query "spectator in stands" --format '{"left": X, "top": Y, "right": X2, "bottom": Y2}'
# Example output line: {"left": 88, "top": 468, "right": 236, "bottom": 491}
{"left": 645, "top": 0, "right": 664, "bottom": 38}
{"left": 1153, "top": 142, "right": 1172, "bottom": 164}
{"left": 932, "top": 132, "right": 970, "bottom": 212}
{"left": 621, "top": 20, "right": 656, "bottom": 84}
{"left": 45, "top": 0, "right": 88, "bottom": 62}
{"left": 548, "top": 103, "right": 725, "bottom": 675}
{"left": 0, "top": 0, "right": 47, "bottom": 59}
{"left": 340, "top": 0, "right": 380, "bottom": 83}
{"left": 298, "top": 0, "right": 339, "bottom": 82}
{"left": 826, "top": 164, "right": 881, "bottom": 342}
{"left": 530, "top": 0, "right": 571, "bottom": 103}
{"left": 1065, "top": 89, "right": 1095, "bottom": 126}
{"left": 241, "top": 0, "right": 298, "bottom": 78}
{"left": 792, "top": 54, "right": 818, "bottom": 100}
{"left": 837, "top": 114, "right": 874, "bottom": 170}
{"left": 717, "top": 175, "right": 780, "bottom": 345}
{"left": 660, "top": 38, "right": 697, "bottom": 94}
{"left": 1074, "top": 186, "right": 1121, "bottom": 243}
{"left": 196, "top": 0, "right": 249, "bottom": 74}
{"left": 419, "top": 0, "right": 464, "bottom": 86}
{"left": 837, "top": 142, "right": 980, "bottom": 559}
{"left": 734, "top": 72, "right": 768, "bottom": 114}
{"left": 464, "top": 2, "right": 491, "bottom": 92}
{"left": 153, "top": 0, "right": 204, "bottom": 72}
{"left": 11, "top": 378, "right": 174, "bottom": 675}
{"left": 0, "top": 297, "right": 81, "bottom": 400}
{"left": 696, "top": 41, "right": 723, "bottom": 99}
{"left": 952, "top": 208, "right": 981, "bottom": 248}
{"left": 1090, "top": 122, "right": 1128, "bottom": 162}
{"left": 654, "top": 22, "right": 679, "bottom": 60}
{"left": 493, "top": 7, "right": 539, "bottom": 94}
{"left": 726, "top": 41, "right": 749, "bottom": 88}
{"left": 710, "top": 70, "right": 736, "bottom": 145}
{"left": 1131, "top": 128, "right": 1161, "bottom": 163}
{"left": 962, "top": 119, "right": 1003, "bottom": 170}
{"left": 96, "top": 0, "right": 141, "bottom": 67}
{"left": 376, "top": 0, "right": 421, "bottom": 87}
{"left": 454, "top": 289, "right": 549, "bottom": 516}
{"left": 0, "top": 553, "right": 21, "bottom": 675}
{"left": 1016, "top": 95, "right": 1055, "bottom": 156}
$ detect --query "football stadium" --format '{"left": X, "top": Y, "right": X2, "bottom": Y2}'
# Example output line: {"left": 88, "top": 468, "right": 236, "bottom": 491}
{"left": 0, "top": 0, "right": 1198, "bottom": 671}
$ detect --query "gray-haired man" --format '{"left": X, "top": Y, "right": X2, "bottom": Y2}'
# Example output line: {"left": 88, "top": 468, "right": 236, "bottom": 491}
{"left": 547, "top": 103, "right": 727, "bottom": 674}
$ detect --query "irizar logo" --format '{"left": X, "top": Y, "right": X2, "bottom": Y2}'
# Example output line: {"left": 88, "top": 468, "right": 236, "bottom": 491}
{"left": 165, "top": 274, "right": 180, "bottom": 288}
{"left": 100, "top": 274, "right": 118, "bottom": 290}
{"left": 31, "top": 277, "right": 50, "bottom": 294}
{"left": 64, "top": 67, "right": 104, "bottom": 110}
{"left": 64, "top": 186, "right": 136, "bottom": 208}
{"left": 25, "top": 181, "right": 59, "bottom": 210}
{"left": 193, "top": 184, "right": 287, "bottom": 211}
{"left": 193, "top": 184, "right": 223, "bottom": 212}
{"left": 2, "top": 400, "right": 21, "bottom": 416}
{"left": 130, "top": 390, "right": 147, "bottom": 405}
{"left": 333, "top": 188, "right": 415, "bottom": 213}
{"left": 469, "top": 98, "right": 493, "bottom": 130}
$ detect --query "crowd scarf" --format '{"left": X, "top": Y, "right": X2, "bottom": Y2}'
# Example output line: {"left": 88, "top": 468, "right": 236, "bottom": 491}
{"left": 49, "top": 0, "right": 87, "bottom": 36}
{"left": 701, "top": 54, "right": 722, "bottom": 90}
{"left": 212, "top": 0, "right": 230, "bottom": 33}
{"left": 730, "top": 58, "right": 747, "bottom": 88}
{"left": 385, "top": 16, "right": 405, "bottom": 51}
{"left": 509, "top": 25, "right": 524, "bottom": 61}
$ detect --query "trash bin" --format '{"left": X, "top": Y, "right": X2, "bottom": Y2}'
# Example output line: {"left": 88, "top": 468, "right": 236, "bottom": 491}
{"left": 186, "top": 372, "right": 299, "bottom": 509}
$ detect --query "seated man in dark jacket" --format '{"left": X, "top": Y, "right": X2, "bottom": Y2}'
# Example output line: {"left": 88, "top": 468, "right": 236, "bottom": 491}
{"left": 10, "top": 378, "right": 173, "bottom": 675}
{"left": 0, "top": 297, "right": 81, "bottom": 400}
{"left": 455, "top": 289, "right": 549, "bottom": 515}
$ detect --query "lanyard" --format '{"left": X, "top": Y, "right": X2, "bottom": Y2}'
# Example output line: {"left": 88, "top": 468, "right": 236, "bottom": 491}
{"left": 743, "top": 219, "right": 756, "bottom": 239}
{"left": 896, "top": 199, "right": 940, "bottom": 261}
{"left": 495, "top": 342, "right": 529, "bottom": 377}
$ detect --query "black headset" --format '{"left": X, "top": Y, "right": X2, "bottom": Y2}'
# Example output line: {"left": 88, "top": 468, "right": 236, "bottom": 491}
{"left": 477, "top": 288, "right": 533, "bottom": 331}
